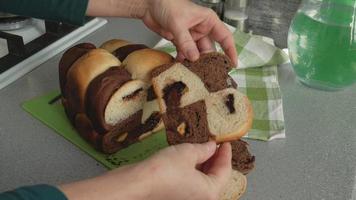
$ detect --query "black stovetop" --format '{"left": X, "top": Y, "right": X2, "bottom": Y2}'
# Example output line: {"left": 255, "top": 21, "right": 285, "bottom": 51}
{"left": 0, "top": 18, "right": 93, "bottom": 74}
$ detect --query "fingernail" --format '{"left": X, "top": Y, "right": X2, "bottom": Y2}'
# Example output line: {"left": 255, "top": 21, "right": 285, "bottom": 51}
{"left": 187, "top": 49, "right": 199, "bottom": 61}
{"left": 206, "top": 141, "right": 216, "bottom": 154}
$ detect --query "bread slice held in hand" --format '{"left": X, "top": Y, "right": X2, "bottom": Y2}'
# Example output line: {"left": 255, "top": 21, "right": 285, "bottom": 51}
{"left": 152, "top": 53, "right": 254, "bottom": 200}
{"left": 218, "top": 140, "right": 254, "bottom": 200}
{"left": 151, "top": 52, "right": 253, "bottom": 144}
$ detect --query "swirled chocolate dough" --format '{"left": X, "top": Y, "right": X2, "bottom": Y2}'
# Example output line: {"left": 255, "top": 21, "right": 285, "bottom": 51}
{"left": 182, "top": 53, "right": 235, "bottom": 92}
{"left": 151, "top": 53, "right": 237, "bottom": 93}
{"left": 113, "top": 44, "right": 148, "bottom": 62}
{"left": 122, "top": 88, "right": 144, "bottom": 101}
{"left": 146, "top": 86, "right": 157, "bottom": 101}
{"left": 225, "top": 94, "right": 236, "bottom": 114}
{"left": 163, "top": 81, "right": 187, "bottom": 108}
{"left": 137, "top": 112, "right": 161, "bottom": 134}
{"left": 102, "top": 110, "right": 143, "bottom": 154}
{"left": 74, "top": 114, "right": 104, "bottom": 150}
{"left": 231, "top": 140, "right": 255, "bottom": 174}
{"left": 161, "top": 81, "right": 210, "bottom": 144}
{"left": 86, "top": 67, "right": 132, "bottom": 134}
{"left": 164, "top": 100, "right": 210, "bottom": 145}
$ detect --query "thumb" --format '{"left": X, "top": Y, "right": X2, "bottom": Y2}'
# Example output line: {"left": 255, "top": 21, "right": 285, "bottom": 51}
{"left": 205, "top": 142, "right": 232, "bottom": 186}
{"left": 175, "top": 141, "right": 217, "bottom": 165}
{"left": 171, "top": 26, "right": 199, "bottom": 61}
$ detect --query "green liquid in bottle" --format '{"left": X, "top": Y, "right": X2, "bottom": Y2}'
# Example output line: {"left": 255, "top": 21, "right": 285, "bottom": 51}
{"left": 288, "top": 11, "right": 356, "bottom": 90}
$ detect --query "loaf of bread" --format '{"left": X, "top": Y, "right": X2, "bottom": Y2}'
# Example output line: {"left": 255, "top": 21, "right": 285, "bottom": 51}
{"left": 59, "top": 40, "right": 173, "bottom": 153}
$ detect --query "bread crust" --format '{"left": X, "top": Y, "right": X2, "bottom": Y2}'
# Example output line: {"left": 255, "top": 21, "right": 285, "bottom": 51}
{"left": 219, "top": 170, "right": 247, "bottom": 200}
{"left": 113, "top": 44, "right": 148, "bottom": 62}
{"left": 100, "top": 39, "right": 131, "bottom": 53}
{"left": 124, "top": 49, "right": 173, "bottom": 82}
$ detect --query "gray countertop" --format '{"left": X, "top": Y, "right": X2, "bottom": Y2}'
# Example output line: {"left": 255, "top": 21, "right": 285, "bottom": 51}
{"left": 1, "top": 18, "right": 356, "bottom": 200}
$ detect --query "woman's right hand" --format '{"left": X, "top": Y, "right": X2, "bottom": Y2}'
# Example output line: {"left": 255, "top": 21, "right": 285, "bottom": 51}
{"left": 60, "top": 142, "right": 232, "bottom": 200}
{"left": 142, "top": 142, "right": 232, "bottom": 200}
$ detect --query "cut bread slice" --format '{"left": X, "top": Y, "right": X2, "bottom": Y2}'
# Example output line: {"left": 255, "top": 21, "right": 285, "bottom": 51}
{"left": 231, "top": 140, "right": 255, "bottom": 175}
{"left": 220, "top": 170, "right": 247, "bottom": 200}
{"left": 205, "top": 88, "right": 253, "bottom": 142}
{"left": 66, "top": 49, "right": 121, "bottom": 113}
{"left": 59, "top": 43, "right": 96, "bottom": 122}
{"left": 105, "top": 80, "right": 147, "bottom": 126}
{"left": 151, "top": 53, "right": 252, "bottom": 143}
{"left": 85, "top": 67, "right": 132, "bottom": 134}
{"left": 59, "top": 43, "right": 96, "bottom": 95}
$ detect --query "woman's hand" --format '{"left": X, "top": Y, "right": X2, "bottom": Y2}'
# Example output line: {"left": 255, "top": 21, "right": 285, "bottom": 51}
{"left": 59, "top": 142, "right": 232, "bottom": 200}
{"left": 141, "top": 0, "right": 237, "bottom": 64}
{"left": 87, "top": 0, "right": 237, "bottom": 65}
{"left": 143, "top": 142, "right": 232, "bottom": 200}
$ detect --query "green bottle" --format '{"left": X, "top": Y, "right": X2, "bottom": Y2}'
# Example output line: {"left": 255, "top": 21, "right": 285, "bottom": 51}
{"left": 288, "top": 0, "right": 356, "bottom": 90}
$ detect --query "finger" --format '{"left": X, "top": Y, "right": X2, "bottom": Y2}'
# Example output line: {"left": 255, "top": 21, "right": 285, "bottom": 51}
{"left": 161, "top": 30, "right": 174, "bottom": 41}
{"left": 171, "top": 25, "right": 200, "bottom": 61}
{"left": 205, "top": 142, "right": 232, "bottom": 186}
{"left": 142, "top": 14, "right": 161, "bottom": 33}
{"left": 142, "top": 14, "right": 174, "bottom": 40}
{"left": 176, "top": 51, "right": 186, "bottom": 62}
{"left": 197, "top": 36, "right": 216, "bottom": 54}
{"left": 208, "top": 17, "right": 238, "bottom": 65}
{"left": 201, "top": 153, "right": 214, "bottom": 173}
{"left": 194, "top": 142, "right": 217, "bottom": 164}
{"left": 172, "top": 39, "right": 186, "bottom": 61}
{"left": 190, "top": 30, "right": 205, "bottom": 41}
{"left": 174, "top": 141, "right": 217, "bottom": 165}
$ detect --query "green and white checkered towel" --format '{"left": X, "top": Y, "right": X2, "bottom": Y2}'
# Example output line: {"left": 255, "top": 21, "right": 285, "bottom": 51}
{"left": 154, "top": 28, "right": 289, "bottom": 141}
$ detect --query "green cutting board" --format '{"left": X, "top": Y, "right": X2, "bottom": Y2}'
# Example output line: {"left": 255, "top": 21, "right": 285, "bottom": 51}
{"left": 22, "top": 91, "right": 168, "bottom": 169}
